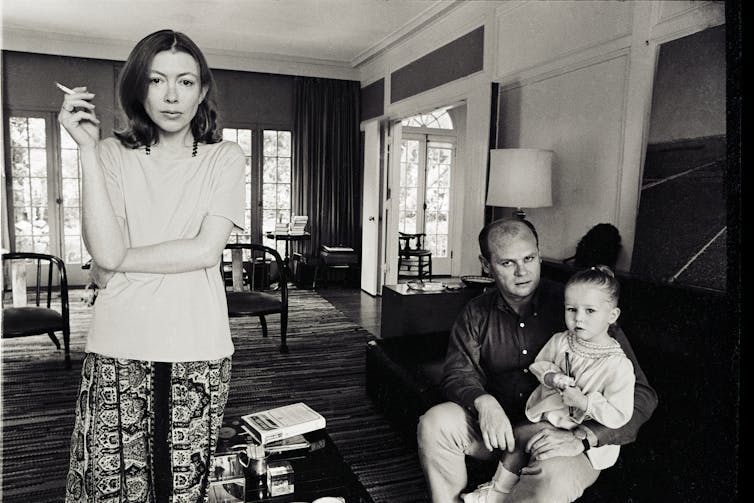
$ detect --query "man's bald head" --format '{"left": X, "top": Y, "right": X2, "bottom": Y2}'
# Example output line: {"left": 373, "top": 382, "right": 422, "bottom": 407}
{"left": 478, "top": 218, "right": 539, "bottom": 261}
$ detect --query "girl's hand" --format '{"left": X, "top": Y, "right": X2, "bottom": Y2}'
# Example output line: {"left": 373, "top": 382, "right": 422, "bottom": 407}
{"left": 57, "top": 86, "right": 100, "bottom": 148}
{"left": 562, "top": 386, "right": 588, "bottom": 411}
{"left": 544, "top": 372, "right": 575, "bottom": 390}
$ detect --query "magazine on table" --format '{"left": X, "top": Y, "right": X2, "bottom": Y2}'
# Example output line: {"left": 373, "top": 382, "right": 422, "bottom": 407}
{"left": 241, "top": 402, "right": 326, "bottom": 445}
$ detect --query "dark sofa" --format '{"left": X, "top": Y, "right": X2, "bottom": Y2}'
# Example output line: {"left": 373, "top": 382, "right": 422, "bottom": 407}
{"left": 366, "top": 261, "right": 738, "bottom": 502}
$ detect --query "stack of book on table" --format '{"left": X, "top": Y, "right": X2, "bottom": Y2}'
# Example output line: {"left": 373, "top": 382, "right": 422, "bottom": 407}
{"left": 274, "top": 222, "right": 289, "bottom": 235}
{"left": 241, "top": 402, "right": 326, "bottom": 446}
{"left": 288, "top": 215, "right": 308, "bottom": 235}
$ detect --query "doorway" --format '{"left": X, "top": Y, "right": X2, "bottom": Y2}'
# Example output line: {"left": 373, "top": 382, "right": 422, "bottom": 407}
{"left": 398, "top": 133, "right": 454, "bottom": 275}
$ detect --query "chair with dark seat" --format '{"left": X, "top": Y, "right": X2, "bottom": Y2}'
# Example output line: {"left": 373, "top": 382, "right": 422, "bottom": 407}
{"left": 2, "top": 252, "right": 71, "bottom": 369}
{"left": 222, "top": 243, "right": 289, "bottom": 353}
{"left": 397, "top": 232, "right": 432, "bottom": 281}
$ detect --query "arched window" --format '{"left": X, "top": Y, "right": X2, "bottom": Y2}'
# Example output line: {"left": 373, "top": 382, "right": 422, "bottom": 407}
{"left": 401, "top": 107, "right": 453, "bottom": 129}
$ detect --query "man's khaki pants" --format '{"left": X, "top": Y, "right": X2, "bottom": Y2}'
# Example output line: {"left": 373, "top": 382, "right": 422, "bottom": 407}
{"left": 418, "top": 402, "right": 600, "bottom": 503}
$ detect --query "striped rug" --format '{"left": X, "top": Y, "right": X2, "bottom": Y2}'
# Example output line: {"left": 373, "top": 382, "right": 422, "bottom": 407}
{"left": 1, "top": 288, "right": 430, "bottom": 503}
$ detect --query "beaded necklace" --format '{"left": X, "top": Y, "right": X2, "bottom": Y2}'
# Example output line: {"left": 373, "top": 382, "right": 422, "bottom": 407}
{"left": 145, "top": 140, "right": 198, "bottom": 157}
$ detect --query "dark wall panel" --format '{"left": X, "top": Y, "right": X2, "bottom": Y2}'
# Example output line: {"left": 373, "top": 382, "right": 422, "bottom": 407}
{"left": 360, "top": 78, "right": 384, "bottom": 121}
{"left": 390, "top": 26, "right": 483, "bottom": 103}
{"left": 213, "top": 69, "right": 294, "bottom": 128}
{"left": 3, "top": 51, "right": 118, "bottom": 136}
{"left": 2, "top": 51, "right": 297, "bottom": 135}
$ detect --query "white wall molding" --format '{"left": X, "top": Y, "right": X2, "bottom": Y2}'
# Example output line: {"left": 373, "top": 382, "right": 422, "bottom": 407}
{"left": 357, "top": 1, "right": 494, "bottom": 87}
{"left": 351, "top": 0, "right": 465, "bottom": 67}
{"left": 649, "top": 0, "right": 725, "bottom": 46}
{"left": 496, "top": 40, "right": 630, "bottom": 92}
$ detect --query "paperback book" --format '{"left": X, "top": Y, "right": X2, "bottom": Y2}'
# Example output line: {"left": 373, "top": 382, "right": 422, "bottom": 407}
{"left": 241, "top": 402, "right": 326, "bottom": 445}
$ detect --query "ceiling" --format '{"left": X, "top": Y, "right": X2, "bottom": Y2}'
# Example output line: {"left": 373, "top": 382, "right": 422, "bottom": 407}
{"left": 1, "top": 0, "right": 461, "bottom": 68}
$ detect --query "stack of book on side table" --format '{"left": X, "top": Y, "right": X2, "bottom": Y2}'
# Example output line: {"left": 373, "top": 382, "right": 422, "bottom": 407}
{"left": 242, "top": 401, "right": 326, "bottom": 445}
{"left": 288, "top": 215, "right": 309, "bottom": 235}
{"left": 274, "top": 221, "right": 290, "bottom": 235}
{"left": 210, "top": 402, "right": 328, "bottom": 501}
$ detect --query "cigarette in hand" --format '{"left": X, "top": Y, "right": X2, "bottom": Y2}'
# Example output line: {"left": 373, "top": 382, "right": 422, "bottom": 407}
{"left": 55, "top": 81, "right": 76, "bottom": 95}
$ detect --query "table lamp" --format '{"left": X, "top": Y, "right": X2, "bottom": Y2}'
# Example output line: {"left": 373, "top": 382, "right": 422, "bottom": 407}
{"left": 486, "top": 148, "right": 553, "bottom": 219}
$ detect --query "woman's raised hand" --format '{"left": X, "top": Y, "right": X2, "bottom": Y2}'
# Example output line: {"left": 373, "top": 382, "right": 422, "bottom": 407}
{"left": 57, "top": 85, "right": 101, "bottom": 149}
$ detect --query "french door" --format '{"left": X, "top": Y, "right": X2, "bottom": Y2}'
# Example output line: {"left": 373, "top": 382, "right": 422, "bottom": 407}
{"left": 399, "top": 133, "right": 455, "bottom": 275}
{"left": 4, "top": 112, "right": 89, "bottom": 285}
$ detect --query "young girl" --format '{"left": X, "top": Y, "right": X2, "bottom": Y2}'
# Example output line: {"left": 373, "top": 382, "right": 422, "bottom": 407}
{"left": 59, "top": 30, "right": 246, "bottom": 502}
{"left": 464, "top": 265, "right": 635, "bottom": 503}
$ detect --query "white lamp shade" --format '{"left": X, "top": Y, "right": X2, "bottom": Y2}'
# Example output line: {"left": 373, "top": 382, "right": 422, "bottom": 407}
{"left": 486, "top": 148, "right": 553, "bottom": 208}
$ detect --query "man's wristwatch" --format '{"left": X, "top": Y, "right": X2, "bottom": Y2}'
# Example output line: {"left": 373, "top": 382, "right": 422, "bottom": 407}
{"left": 574, "top": 429, "right": 591, "bottom": 452}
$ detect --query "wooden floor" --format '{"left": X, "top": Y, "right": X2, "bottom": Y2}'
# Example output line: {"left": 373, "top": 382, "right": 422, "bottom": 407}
{"left": 317, "top": 285, "right": 382, "bottom": 338}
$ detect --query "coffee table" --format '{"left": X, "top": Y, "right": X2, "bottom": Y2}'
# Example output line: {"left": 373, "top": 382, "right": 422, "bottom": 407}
{"left": 215, "top": 418, "right": 374, "bottom": 503}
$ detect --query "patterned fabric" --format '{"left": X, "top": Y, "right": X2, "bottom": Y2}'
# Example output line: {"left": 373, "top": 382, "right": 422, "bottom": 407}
{"left": 65, "top": 353, "right": 232, "bottom": 503}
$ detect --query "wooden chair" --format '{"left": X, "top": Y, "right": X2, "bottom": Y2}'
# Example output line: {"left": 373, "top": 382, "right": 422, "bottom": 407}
{"left": 2, "top": 252, "right": 71, "bottom": 369}
{"left": 222, "top": 243, "right": 289, "bottom": 353}
{"left": 397, "top": 232, "right": 432, "bottom": 281}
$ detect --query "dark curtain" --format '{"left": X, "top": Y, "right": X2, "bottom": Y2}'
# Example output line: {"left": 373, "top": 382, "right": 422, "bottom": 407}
{"left": 292, "top": 77, "right": 362, "bottom": 256}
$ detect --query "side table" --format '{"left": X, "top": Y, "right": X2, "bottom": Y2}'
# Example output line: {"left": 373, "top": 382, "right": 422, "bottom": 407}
{"left": 380, "top": 282, "right": 480, "bottom": 339}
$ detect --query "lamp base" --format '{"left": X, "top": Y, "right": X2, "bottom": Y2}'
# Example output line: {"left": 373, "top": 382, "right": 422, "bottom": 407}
{"left": 513, "top": 208, "right": 527, "bottom": 220}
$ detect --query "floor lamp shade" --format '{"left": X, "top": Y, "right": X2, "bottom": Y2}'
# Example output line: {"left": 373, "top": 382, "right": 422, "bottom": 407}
{"left": 486, "top": 149, "right": 553, "bottom": 213}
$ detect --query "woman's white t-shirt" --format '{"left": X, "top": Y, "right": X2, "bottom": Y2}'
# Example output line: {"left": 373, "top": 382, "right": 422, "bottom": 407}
{"left": 85, "top": 137, "right": 246, "bottom": 362}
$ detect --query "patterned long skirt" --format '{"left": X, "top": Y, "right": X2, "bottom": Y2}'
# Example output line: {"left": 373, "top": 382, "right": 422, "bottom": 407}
{"left": 65, "top": 353, "right": 232, "bottom": 503}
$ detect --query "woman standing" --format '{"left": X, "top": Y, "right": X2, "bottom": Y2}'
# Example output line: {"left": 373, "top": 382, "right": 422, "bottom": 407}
{"left": 58, "top": 29, "right": 245, "bottom": 502}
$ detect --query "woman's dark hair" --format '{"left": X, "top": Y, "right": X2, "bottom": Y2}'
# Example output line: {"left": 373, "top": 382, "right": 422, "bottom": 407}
{"left": 570, "top": 223, "right": 622, "bottom": 270}
{"left": 566, "top": 264, "right": 621, "bottom": 307}
{"left": 114, "top": 29, "right": 221, "bottom": 148}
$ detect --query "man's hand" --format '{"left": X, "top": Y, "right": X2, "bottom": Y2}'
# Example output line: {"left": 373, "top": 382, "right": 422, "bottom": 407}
{"left": 525, "top": 425, "right": 585, "bottom": 461}
{"left": 474, "top": 394, "right": 515, "bottom": 452}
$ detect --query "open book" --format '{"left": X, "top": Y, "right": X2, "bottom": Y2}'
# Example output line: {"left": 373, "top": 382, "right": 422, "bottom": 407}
{"left": 241, "top": 402, "right": 326, "bottom": 445}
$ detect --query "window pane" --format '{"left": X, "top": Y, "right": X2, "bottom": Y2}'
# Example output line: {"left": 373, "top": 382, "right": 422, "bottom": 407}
{"left": 33, "top": 234, "right": 50, "bottom": 254}
{"left": 276, "top": 209, "right": 291, "bottom": 226}
{"left": 223, "top": 127, "right": 253, "bottom": 242}
{"left": 262, "top": 183, "right": 277, "bottom": 208}
{"left": 260, "top": 130, "right": 292, "bottom": 240}
{"left": 425, "top": 212, "right": 437, "bottom": 234}
{"left": 14, "top": 207, "right": 32, "bottom": 234}
{"left": 276, "top": 184, "right": 291, "bottom": 209}
{"left": 237, "top": 129, "right": 252, "bottom": 155}
{"left": 28, "top": 118, "right": 46, "bottom": 147}
{"left": 263, "top": 131, "right": 277, "bottom": 156}
{"left": 29, "top": 148, "right": 47, "bottom": 177}
{"left": 65, "top": 235, "right": 82, "bottom": 263}
{"left": 277, "top": 158, "right": 291, "bottom": 183}
{"left": 11, "top": 148, "right": 29, "bottom": 179}
{"left": 404, "top": 187, "right": 418, "bottom": 211}
{"left": 277, "top": 131, "right": 291, "bottom": 157}
{"left": 16, "top": 235, "right": 33, "bottom": 252}
{"left": 61, "top": 149, "right": 80, "bottom": 178}
{"left": 62, "top": 179, "right": 80, "bottom": 207}
{"left": 64, "top": 206, "right": 81, "bottom": 231}
{"left": 262, "top": 210, "right": 277, "bottom": 232}
{"left": 60, "top": 126, "right": 78, "bottom": 149}
{"left": 30, "top": 178, "right": 47, "bottom": 205}
{"left": 263, "top": 157, "right": 277, "bottom": 182}
{"left": 9, "top": 117, "right": 28, "bottom": 147}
